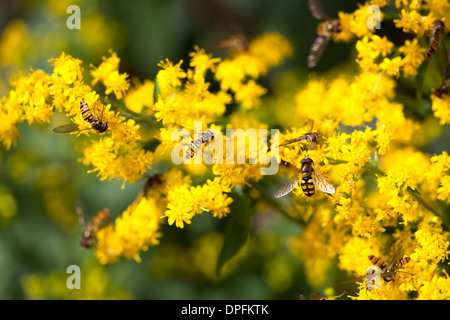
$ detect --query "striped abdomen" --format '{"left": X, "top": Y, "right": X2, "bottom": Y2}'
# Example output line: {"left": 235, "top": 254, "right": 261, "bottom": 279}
{"left": 81, "top": 208, "right": 111, "bottom": 248}
{"left": 301, "top": 173, "right": 315, "bottom": 197}
{"left": 80, "top": 100, "right": 94, "bottom": 123}
{"left": 185, "top": 131, "right": 215, "bottom": 159}
{"left": 300, "top": 158, "right": 315, "bottom": 197}
{"left": 368, "top": 255, "right": 387, "bottom": 270}
{"left": 426, "top": 21, "right": 445, "bottom": 60}
{"left": 388, "top": 257, "right": 411, "bottom": 273}
{"left": 186, "top": 139, "right": 203, "bottom": 159}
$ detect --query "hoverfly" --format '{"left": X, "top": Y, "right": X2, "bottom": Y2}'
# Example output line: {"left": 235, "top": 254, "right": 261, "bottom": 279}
{"left": 340, "top": 244, "right": 411, "bottom": 292}
{"left": 425, "top": 20, "right": 445, "bottom": 60}
{"left": 275, "top": 120, "right": 320, "bottom": 151}
{"left": 299, "top": 291, "right": 345, "bottom": 300}
{"left": 274, "top": 157, "right": 335, "bottom": 198}
{"left": 368, "top": 246, "right": 411, "bottom": 283}
{"left": 307, "top": 0, "right": 342, "bottom": 68}
{"left": 211, "top": 33, "right": 249, "bottom": 55}
{"left": 53, "top": 100, "right": 108, "bottom": 134}
{"left": 186, "top": 130, "right": 215, "bottom": 159}
{"left": 76, "top": 200, "right": 111, "bottom": 249}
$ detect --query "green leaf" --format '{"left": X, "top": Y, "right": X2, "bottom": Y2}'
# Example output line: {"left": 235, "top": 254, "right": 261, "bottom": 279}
{"left": 216, "top": 189, "right": 251, "bottom": 276}
{"left": 153, "top": 76, "right": 161, "bottom": 102}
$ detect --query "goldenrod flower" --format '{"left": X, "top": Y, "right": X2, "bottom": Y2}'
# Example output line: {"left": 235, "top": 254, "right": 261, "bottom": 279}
{"left": 124, "top": 78, "right": 155, "bottom": 114}
{"left": 234, "top": 80, "right": 267, "bottom": 109}
{"left": 95, "top": 195, "right": 164, "bottom": 264}
{"left": 431, "top": 95, "right": 450, "bottom": 125}
{"left": 156, "top": 58, "right": 187, "bottom": 98}
{"left": 90, "top": 50, "right": 130, "bottom": 99}
{"left": 394, "top": 9, "right": 436, "bottom": 36}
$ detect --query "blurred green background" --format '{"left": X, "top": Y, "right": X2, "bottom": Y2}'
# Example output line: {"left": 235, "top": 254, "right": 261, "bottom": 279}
{"left": 2, "top": 0, "right": 443, "bottom": 300}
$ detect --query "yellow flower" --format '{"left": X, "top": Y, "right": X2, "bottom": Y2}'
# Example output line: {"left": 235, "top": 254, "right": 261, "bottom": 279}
{"left": 379, "top": 56, "right": 404, "bottom": 78}
{"left": 234, "top": 80, "right": 267, "bottom": 109}
{"left": 394, "top": 9, "right": 436, "bottom": 36}
{"left": 437, "top": 175, "right": 450, "bottom": 201}
{"left": 50, "top": 52, "right": 84, "bottom": 85}
{"left": 215, "top": 32, "right": 293, "bottom": 93}
{"left": 356, "top": 35, "right": 394, "bottom": 72}
{"left": 95, "top": 195, "right": 164, "bottom": 264}
{"left": 399, "top": 39, "right": 425, "bottom": 77}
{"left": 165, "top": 185, "right": 196, "bottom": 228}
{"left": 350, "top": 3, "right": 380, "bottom": 38}
{"left": 189, "top": 45, "right": 221, "bottom": 75}
{"left": 332, "top": 12, "right": 355, "bottom": 43}
{"left": 431, "top": 95, "right": 450, "bottom": 125}
{"left": 156, "top": 58, "right": 187, "bottom": 98}
{"left": 124, "top": 79, "right": 155, "bottom": 114}
{"left": 248, "top": 32, "right": 294, "bottom": 70}
{"left": 90, "top": 50, "right": 130, "bottom": 99}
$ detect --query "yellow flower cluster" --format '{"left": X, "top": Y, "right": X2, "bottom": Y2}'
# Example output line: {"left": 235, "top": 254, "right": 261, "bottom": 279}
{"left": 1, "top": 51, "right": 153, "bottom": 187}
{"left": 1, "top": 0, "right": 449, "bottom": 299}
{"left": 282, "top": 0, "right": 450, "bottom": 299}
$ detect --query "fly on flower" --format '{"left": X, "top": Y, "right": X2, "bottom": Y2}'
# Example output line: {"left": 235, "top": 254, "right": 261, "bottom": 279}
{"left": 340, "top": 243, "right": 412, "bottom": 292}
{"left": 186, "top": 129, "right": 216, "bottom": 159}
{"left": 53, "top": 100, "right": 108, "bottom": 134}
{"left": 274, "top": 156, "right": 335, "bottom": 198}
{"left": 75, "top": 200, "right": 112, "bottom": 249}
{"left": 368, "top": 245, "right": 411, "bottom": 284}
{"left": 274, "top": 120, "right": 319, "bottom": 151}
{"left": 307, "top": 0, "right": 342, "bottom": 68}
{"left": 425, "top": 20, "right": 445, "bottom": 60}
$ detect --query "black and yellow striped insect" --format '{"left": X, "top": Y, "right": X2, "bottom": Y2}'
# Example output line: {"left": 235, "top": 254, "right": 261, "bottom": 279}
{"left": 76, "top": 200, "right": 111, "bottom": 249}
{"left": 368, "top": 246, "right": 411, "bottom": 283}
{"left": 186, "top": 130, "right": 215, "bottom": 159}
{"left": 340, "top": 244, "right": 412, "bottom": 292}
{"left": 274, "top": 157, "right": 335, "bottom": 198}
{"left": 53, "top": 100, "right": 108, "bottom": 134}
{"left": 425, "top": 20, "right": 445, "bottom": 60}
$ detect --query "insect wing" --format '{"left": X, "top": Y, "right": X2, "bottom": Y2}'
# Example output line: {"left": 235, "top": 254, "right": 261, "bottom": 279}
{"left": 75, "top": 199, "right": 86, "bottom": 231}
{"left": 95, "top": 209, "right": 112, "bottom": 230}
{"left": 274, "top": 172, "right": 301, "bottom": 198}
{"left": 312, "top": 170, "right": 335, "bottom": 194}
{"left": 307, "top": 36, "right": 330, "bottom": 68}
{"left": 278, "top": 136, "right": 307, "bottom": 148}
{"left": 308, "top": 0, "right": 329, "bottom": 20}
{"left": 432, "top": 24, "right": 445, "bottom": 45}
{"left": 338, "top": 274, "right": 367, "bottom": 285}
{"left": 389, "top": 246, "right": 405, "bottom": 267}
{"left": 52, "top": 123, "right": 80, "bottom": 133}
